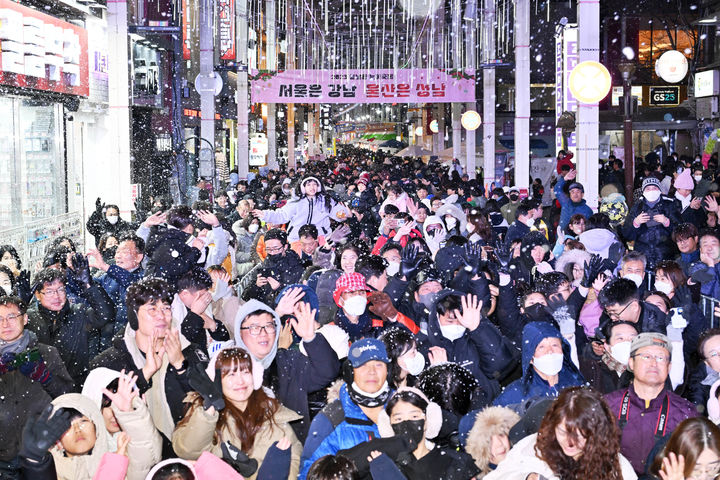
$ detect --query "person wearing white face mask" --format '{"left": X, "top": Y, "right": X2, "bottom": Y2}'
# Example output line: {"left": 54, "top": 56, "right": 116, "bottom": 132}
{"left": 622, "top": 177, "right": 682, "bottom": 271}
{"left": 579, "top": 320, "right": 638, "bottom": 394}
{"left": 493, "top": 321, "right": 584, "bottom": 413}
{"left": 332, "top": 272, "right": 379, "bottom": 343}
{"left": 673, "top": 168, "right": 706, "bottom": 226}
{"left": 426, "top": 290, "right": 520, "bottom": 407}
{"left": 380, "top": 326, "right": 427, "bottom": 389}
{"left": 86, "top": 200, "right": 135, "bottom": 248}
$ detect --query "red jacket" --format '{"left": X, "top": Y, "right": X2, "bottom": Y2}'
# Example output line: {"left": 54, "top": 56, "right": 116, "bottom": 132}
{"left": 556, "top": 151, "right": 575, "bottom": 174}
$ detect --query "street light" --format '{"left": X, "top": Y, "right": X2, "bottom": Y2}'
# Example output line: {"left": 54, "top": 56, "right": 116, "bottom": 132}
{"left": 461, "top": 110, "right": 482, "bottom": 130}
{"left": 618, "top": 59, "right": 637, "bottom": 205}
{"left": 568, "top": 61, "right": 612, "bottom": 104}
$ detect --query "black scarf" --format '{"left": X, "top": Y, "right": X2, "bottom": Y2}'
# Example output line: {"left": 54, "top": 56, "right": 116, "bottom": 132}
{"left": 348, "top": 381, "right": 390, "bottom": 408}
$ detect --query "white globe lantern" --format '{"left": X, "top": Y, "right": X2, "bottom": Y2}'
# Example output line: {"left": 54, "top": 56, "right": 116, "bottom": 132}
{"left": 429, "top": 119, "right": 439, "bottom": 133}
{"left": 414, "top": 126, "right": 424, "bottom": 136}
{"left": 461, "top": 110, "right": 482, "bottom": 130}
{"left": 568, "top": 61, "right": 612, "bottom": 104}
{"left": 655, "top": 50, "right": 688, "bottom": 83}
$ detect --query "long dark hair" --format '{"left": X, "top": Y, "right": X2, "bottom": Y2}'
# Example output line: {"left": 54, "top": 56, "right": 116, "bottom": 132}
{"left": 178, "top": 348, "right": 280, "bottom": 453}
{"left": 649, "top": 417, "right": 720, "bottom": 478}
{"left": 380, "top": 326, "right": 418, "bottom": 388}
{"left": 295, "top": 177, "right": 335, "bottom": 213}
{"left": 535, "top": 387, "right": 622, "bottom": 480}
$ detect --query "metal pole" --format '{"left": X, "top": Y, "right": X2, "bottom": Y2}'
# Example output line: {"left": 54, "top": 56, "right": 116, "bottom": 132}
{"left": 514, "top": 0, "right": 530, "bottom": 191}
{"left": 465, "top": 0, "right": 477, "bottom": 180}
{"left": 236, "top": 0, "right": 249, "bottom": 179}
{"left": 482, "top": 0, "right": 496, "bottom": 191}
{"left": 576, "top": 0, "right": 601, "bottom": 210}
{"left": 266, "top": 0, "right": 277, "bottom": 170}
{"left": 623, "top": 73, "right": 635, "bottom": 204}
{"left": 198, "top": 0, "right": 215, "bottom": 183}
{"left": 287, "top": 1, "right": 296, "bottom": 170}
{"left": 451, "top": 0, "right": 462, "bottom": 162}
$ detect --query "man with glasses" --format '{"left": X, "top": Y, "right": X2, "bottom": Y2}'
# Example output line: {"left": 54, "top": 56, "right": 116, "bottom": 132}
{"left": 0, "top": 296, "right": 73, "bottom": 480}
{"left": 605, "top": 333, "right": 698, "bottom": 475}
{"left": 26, "top": 262, "right": 115, "bottom": 388}
{"left": 233, "top": 298, "right": 340, "bottom": 442}
{"left": 598, "top": 277, "right": 669, "bottom": 335}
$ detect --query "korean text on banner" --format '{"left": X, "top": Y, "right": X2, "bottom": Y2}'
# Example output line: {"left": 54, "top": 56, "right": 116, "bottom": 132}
{"left": 250, "top": 69, "right": 476, "bottom": 104}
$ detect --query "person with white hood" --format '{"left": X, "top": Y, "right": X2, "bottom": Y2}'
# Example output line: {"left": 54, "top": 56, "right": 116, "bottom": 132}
{"left": 232, "top": 298, "right": 340, "bottom": 442}
{"left": 252, "top": 176, "right": 351, "bottom": 242}
{"left": 81, "top": 369, "right": 162, "bottom": 480}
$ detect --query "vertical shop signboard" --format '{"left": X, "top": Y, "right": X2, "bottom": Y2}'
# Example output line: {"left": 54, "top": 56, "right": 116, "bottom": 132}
{"left": 0, "top": 0, "right": 89, "bottom": 96}
{"left": 555, "top": 25, "right": 578, "bottom": 155}
{"left": 217, "top": 0, "right": 235, "bottom": 60}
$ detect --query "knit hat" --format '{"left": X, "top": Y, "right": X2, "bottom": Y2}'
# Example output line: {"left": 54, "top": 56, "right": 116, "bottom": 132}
{"left": 348, "top": 337, "right": 389, "bottom": 368}
{"left": 629, "top": 332, "right": 672, "bottom": 371}
{"left": 333, "top": 272, "right": 371, "bottom": 306}
{"left": 568, "top": 182, "right": 584, "bottom": 193}
{"left": 674, "top": 168, "right": 694, "bottom": 190}
{"left": 641, "top": 177, "right": 661, "bottom": 191}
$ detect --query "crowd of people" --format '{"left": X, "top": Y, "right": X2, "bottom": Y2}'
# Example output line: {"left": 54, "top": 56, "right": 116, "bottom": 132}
{"left": 3, "top": 146, "right": 720, "bottom": 479}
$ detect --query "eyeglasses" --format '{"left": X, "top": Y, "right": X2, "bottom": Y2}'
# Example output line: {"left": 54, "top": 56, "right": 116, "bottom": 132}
{"left": 606, "top": 301, "right": 634, "bottom": 320}
{"left": 240, "top": 323, "right": 277, "bottom": 336}
{"left": 40, "top": 287, "right": 66, "bottom": 297}
{"left": 141, "top": 305, "right": 172, "bottom": 316}
{"left": 70, "top": 418, "right": 93, "bottom": 432}
{"left": 689, "top": 461, "right": 720, "bottom": 480}
{"left": 707, "top": 350, "right": 720, "bottom": 360}
{"left": 632, "top": 353, "right": 670, "bottom": 364}
{"left": 0, "top": 313, "right": 21, "bottom": 324}
{"left": 266, "top": 246, "right": 284, "bottom": 254}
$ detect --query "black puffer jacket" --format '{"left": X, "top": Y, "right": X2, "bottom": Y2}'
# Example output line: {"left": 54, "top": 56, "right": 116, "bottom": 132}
{"left": 242, "top": 249, "right": 305, "bottom": 305}
{"left": 26, "top": 284, "right": 115, "bottom": 388}
{"left": 0, "top": 337, "right": 74, "bottom": 462}
{"left": 86, "top": 208, "right": 136, "bottom": 247}
{"left": 622, "top": 196, "right": 682, "bottom": 269}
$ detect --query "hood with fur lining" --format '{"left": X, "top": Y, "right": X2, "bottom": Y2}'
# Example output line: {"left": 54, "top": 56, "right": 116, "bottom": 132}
{"left": 465, "top": 406, "right": 521, "bottom": 475}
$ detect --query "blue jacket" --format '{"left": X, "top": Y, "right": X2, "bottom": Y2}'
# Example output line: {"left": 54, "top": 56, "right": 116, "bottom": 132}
{"left": 95, "top": 265, "right": 145, "bottom": 341}
{"left": 419, "top": 289, "right": 519, "bottom": 407}
{"left": 554, "top": 176, "right": 594, "bottom": 230}
{"left": 493, "top": 321, "right": 584, "bottom": 413}
{"left": 299, "top": 383, "right": 381, "bottom": 479}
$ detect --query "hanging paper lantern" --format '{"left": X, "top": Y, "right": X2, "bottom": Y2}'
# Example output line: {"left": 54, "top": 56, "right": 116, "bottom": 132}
{"left": 461, "top": 111, "right": 482, "bottom": 130}
{"left": 429, "top": 120, "right": 439, "bottom": 133}
{"left": 655, "top": 50, "right": 688, "bottom": 84}
{"left": 568, "top": 61, "right": 612, "bottom": 104}
{"left": 415, "top": 126, "right": 424, "bottom": 136}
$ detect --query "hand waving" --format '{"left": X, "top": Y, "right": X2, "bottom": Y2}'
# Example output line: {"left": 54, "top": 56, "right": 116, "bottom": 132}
{"left": 399, "top": 245, "right": 422, "bottom": 280}
{"left": 462, "top": 242, "right": 483, "bottom": 277}
{"left": 19, "top": 404, "right": 72, "bottom": 462}
{"left": 69, "top": 252, "right": 92, "bottom": 287}
{"left": 275, "top": 286, "right": 305, "bottom": 317}
{"left": 188, "top": 362, "right": 225, "bottom": 412}
{"left": 103, "top": 370, "right": 139, "bottom": 413}
{"left": 581, "top": 254, "right": 604, "bottom": 288}
{"left": 291, "top": 301, "right": 317, "bottom": 342}
{"left": 453, "top": 294, "right": 482, "bottom": 332}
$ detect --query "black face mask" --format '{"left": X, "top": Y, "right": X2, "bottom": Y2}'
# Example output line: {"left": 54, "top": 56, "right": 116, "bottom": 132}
{"left": 524, "top": 303, "right": 549, "bottom": 321}
{"left": 509, "top": 194, "right": 519, "bottom": 202}
{"left": 102, "top": 246, "right": 117, "bottom": 263}
{"left": 391, "top": 419, "right": 425, "bottom": 450}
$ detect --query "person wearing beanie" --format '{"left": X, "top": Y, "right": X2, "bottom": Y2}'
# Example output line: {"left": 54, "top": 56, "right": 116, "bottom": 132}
{"left": 90, "top": 277, "right": 209, "bottom": 456}
{"left": 604, "top": 332, "right": 699, "bottom": 475}
{"left": 673, "top": 168, "right": 706, "bottom": 226}
{"left": 252, "top": 176, "right": 351, "bottom": 242}
{"left": 622, "top": 175, "right": 682, "bottom": 270}
{"left": 553, "top": 168, "right": 593, "bottom": 230}
{"left": 299, "top": 338, "right": 392, "bottom": 479}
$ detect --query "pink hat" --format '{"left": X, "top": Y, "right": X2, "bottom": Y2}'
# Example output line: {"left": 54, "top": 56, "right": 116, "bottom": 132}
{"left": 675, "top": 168, "right": 694, "bottom": 190}
{"left": 333, "top": 272, "right": 371, "bottom": 306}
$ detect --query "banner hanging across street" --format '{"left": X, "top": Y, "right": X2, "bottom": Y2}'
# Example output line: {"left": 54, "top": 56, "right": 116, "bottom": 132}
{"left": 250, "top": 69, "right": 476, "bottom": 104}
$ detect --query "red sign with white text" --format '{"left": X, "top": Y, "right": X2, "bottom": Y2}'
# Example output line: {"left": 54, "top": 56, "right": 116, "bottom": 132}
{"left": 0, "top": 0, "right": 89, "bottom": 96}
{"left": 217, "top": 0, "right": 234, "bottom": 60}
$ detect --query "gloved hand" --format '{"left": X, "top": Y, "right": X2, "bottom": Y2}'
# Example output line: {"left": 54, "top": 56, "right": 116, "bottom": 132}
{"left": 95, "top": 197, "right": 104, "bottom": 213}
{"left": 666, "top": 325, "right": 684, "bottom": 343}
{"left": 19, "top": 350, "right": 52, "bottom": 385}
{"left": 493, "top": 238, "right": 512, "bottom": 269}
{"left": 221, "top": 441, "right": 259, "bottom": 477}
{"left": 546, "top": 294, "right": 575, "bottom": 336}
{"left": 69, "top": 252, "right": 92, "bottom": 287}
{"left": 16, "top": 269, "right": 31, "bottom": 297}
{"left": 462, "top": 242, "right": 483, "bottom": 277}
{"left": 399, "top": 245, "right": 422, "bottom": 280}
{"left": 581, "top": 254, "right": 605, "bottom": 288}
{"left": 19, "top": 404, "right": 72, "bottom": 462}
{"left": 326, "top": 224, "right": 351, "bottom": 246}
{"left": 188, "top": 362, "right": 225, "bottom": 411}
{"left": 368, "top": 291, "right": 399, "bottom": 321}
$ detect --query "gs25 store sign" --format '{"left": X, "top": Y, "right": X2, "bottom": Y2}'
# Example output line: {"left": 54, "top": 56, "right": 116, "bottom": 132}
{"left": 649, "top": 86, "right": 680, "bottom": 106}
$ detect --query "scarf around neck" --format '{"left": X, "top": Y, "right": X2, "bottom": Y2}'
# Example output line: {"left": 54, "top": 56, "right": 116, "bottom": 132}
{"left": 0, "top": 330, "right": 35, "bottom": 356}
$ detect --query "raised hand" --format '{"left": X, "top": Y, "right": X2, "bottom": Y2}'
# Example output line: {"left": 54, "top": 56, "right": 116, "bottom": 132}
{"left": 705, "top": 195, "right": 719, "bottom": 213}
{"left": 188, "top": 362, "right": 225, "bottom": 412}
{"left": 394, "top": 220, "right": 417, "bottom": 239}
{"left": 95, "top": 197, "right": 104, "bottom": 212}
{"left": 103, "top": 370, "right": 139, "bottom": 413}
{"left": 275, "top": 286, "right": 305, "bottom": 317}
{"left": 142, "top": 330, "right": 164, "bottom": 382}
{"left": 493, "top": 238, "right": 512, "bottom": 268}
{"left": 291, "top": 301, "right": 317, "bottom": 342}
{"left": 221, "top": 441, "right": 259, "bottom": 477}
{"left": 368, "top": 291, "right": 399, "bottom": 321}
{"left": 86, "top": 249, "right": 110, "bottom": 272}
{"left": 453, "top": 294, "right": 482, "bottom": 332}
{"left": 116, "top": 432, "right": 131, "bottom": 457}
{"left": 69, "top": 252, "right": 92, "bottom": 287}
{"left": 428, "top": 346, "right": 448, "bottom": 365}
{"left": 326, "top": 224, "right": 351, "bottom": 245}
{"left": 659, "top": 452, "right": 685, "bottom": 480}
{"left": 399, "top": 245, "right": 422, "bottom": 280}
{"left": 163, "top": 328, "right": 185, "bottom": 370}
{"left": 143, "top": 210, "right": 166, "bottom": 228}
{"left": 196, "top": 210, "right": 220, "bottom": 227}
{"left": 19, "top": 404, "right": 72, "bottom": 462}
{"left": 581, "top": 254, "right": 604, "bottom": 288}
{"left": 190, "top": 290, "right": 213, "bottom": 315}
{"left": 462, "top": 242, "right": 483, "bottom": 277}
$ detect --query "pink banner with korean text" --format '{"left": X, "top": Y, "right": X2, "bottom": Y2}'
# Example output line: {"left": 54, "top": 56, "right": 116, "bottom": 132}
{"left": 250, "top": 69, "right": 476, "bottom": 104}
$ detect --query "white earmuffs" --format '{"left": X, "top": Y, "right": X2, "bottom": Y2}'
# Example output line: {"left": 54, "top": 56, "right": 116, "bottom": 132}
{"left": 377, "top": 386, "right": 443, "bottom": 440}
{"left": 300, "top": 176, "right": 322, "bottom": 195}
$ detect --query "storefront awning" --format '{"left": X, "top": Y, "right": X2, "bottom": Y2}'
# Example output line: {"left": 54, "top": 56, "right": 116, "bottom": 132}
{"left": 598, "top": 107, "right": 697, "bottom": 131}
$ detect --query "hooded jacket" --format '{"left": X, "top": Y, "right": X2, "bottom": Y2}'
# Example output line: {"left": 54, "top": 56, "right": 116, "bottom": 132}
{"left": 421, "top": 290, "right": 519, "bottom": 407}
{"left": 464, "top": 406, "right": 521, "bottom": 477}
{"left": 81, "top": 368, "right": 162, "bottom": 480}
{"left": 492, "top": 322, "right": 585, "bottom": 413}
{"left": 232, "top": 299, "right": 341, "bottom": 441}
{"left": 554, "top": 175, "right": 594, "bottom": 229}
{"left": 578, "top": 228, "right": 624, "bottom": 266}
{"left": 50, "top": 393, "right": 112, "bottom": 480}
{"left": 422, "top": 216, "right": 447, "bottom": 256}
{"left": 261, "top": 187, "right": 350, "bottom": 241}
{"left": 171, "top": 392, "right": 302, "bottom": 480}
{"left": 299, "top": 383, "right": 383, "bottom": 480}
{"left": 26, "top": 283, "right": 116, "bottom": 388}
{"left": 0, "top": 335, "right": 74, "bottom": 462}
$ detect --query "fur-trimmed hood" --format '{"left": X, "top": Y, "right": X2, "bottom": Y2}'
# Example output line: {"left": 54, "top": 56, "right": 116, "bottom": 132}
{"left": 465, "top": 406, "right": 521, "bottom": 476}
{"left": 554, "top": 248, "right": 591, "bottom": 277}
